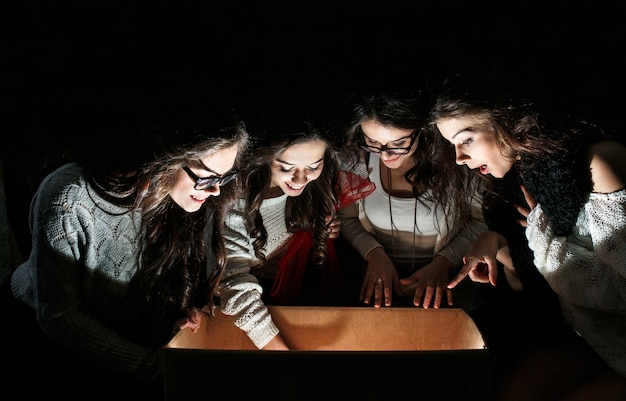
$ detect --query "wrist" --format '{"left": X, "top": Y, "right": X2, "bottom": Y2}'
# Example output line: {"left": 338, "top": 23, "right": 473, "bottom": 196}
{"left": 364, "top": 245, "right": 384, "bottom": 261}
{"left": 480, "top": 231, "right": 506, "bottom": 247}
{"left": 433, "top": 254, "right": 453, "bottom": 272}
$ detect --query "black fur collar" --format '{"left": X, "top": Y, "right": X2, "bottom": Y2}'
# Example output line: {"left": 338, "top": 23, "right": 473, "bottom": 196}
{"left": 517, "top": 148, "right": 591, "bottom": 236}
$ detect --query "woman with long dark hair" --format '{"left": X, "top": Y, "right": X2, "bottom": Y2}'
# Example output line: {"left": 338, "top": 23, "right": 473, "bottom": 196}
{"left": 10, "top": 94, "right": 250, "bottom": 399}
{"left": 432, "top": 69, "right": 626, "bottom": 400}
{"left": 216, "top": 102, "right": 372, "bottom": 350}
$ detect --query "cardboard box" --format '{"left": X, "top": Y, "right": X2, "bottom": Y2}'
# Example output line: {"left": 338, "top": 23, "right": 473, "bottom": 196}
{"left": 163, "top": 306, "right": 491, "bottom": 400}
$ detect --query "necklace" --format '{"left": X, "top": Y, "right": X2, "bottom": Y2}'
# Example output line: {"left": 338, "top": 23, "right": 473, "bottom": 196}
{"left": 386, "top": 166, "right": 418, "bottom": 273}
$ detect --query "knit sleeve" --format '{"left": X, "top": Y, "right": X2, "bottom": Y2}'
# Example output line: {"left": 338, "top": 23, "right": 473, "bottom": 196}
{"left": 218, "top": 257, "right": 280, "bottom": 349}
{"left": 437, "top": 207, "right": 488, "bottom": 272}
{"left": 525, "top": 190, "right": 626, "bottom": 309}
{"left": 436, "top": 183, "right": 488, "bottom": 273}
{"left": 338, "top": 201, "right": 382, "bottom": 259}
{"left": 217, "top": 200, "right": 280, "bottom": 349}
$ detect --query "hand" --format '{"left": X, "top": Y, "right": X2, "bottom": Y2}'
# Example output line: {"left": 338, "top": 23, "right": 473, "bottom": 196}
{"left": 325, "top": 214, "right": 341, "bottom": 239}
{"left": 261, "top": 334, "right": 289, "bottom": 351}
{"left": 515, "top": 185, "right": 537, "bottom": 228}
{"left": 448, "top": 231, "right": 502, "bottom": 289}
{"left": 399, "top": 255, "right": 453, "bottom": 308}
{"left": 360, "top": 247, "right": 401, "bottom": 307}
{"left": 175, "top": 306, "right": 204, "bottom": 334}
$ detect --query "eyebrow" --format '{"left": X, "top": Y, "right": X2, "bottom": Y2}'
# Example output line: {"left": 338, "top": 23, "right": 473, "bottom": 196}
{"left": 364, "top": 133, "right": 412, "bottom": 143}
{"left": 197, "top": 161, "right": 220, "bottom": 176}
{"left": 276, "top": 157, "right": 324, "bottom": 167}
{"left": 450, "top": 127, "right": 473, "bottom": 140}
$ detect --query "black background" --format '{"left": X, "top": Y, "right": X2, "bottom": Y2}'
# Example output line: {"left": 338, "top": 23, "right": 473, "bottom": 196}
{"left": 2, "top": 0, "right": 625, "bottom": 253}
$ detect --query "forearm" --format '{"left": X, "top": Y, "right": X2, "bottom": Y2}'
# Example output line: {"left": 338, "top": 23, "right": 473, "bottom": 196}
{"left": 219, "top": 258, "right": 280, "bottom": 349}
{"left": 438, "top": 216, "right": 489, "bottom": 273}
{"left": 338, "top": 203, "right": 381, "bottom": 259}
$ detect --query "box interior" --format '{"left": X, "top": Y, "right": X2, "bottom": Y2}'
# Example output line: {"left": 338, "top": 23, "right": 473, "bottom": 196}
{"left": 164, "top": 307, "right": 491, "bottom": 401}
{"left": 167, "top": 306, "right": 487, "bottom": 351}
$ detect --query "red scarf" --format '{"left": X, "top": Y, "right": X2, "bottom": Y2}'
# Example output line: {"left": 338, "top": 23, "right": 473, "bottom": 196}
{"left": 269, "top": 170, "right": 376, "bottom": 304}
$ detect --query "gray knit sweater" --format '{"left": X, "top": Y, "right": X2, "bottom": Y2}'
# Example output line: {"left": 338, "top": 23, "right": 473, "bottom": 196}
{"left": 11, "top": 162, "right": 162, "bottom": 381}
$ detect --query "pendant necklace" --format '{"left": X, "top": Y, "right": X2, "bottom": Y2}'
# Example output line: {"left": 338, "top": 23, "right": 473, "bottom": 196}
{"left": 386, "top": 165, "right": 418, "bottom": 272}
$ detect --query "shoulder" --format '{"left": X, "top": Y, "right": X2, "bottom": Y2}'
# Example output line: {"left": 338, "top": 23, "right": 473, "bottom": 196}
{"left": 587, "top": 140, "right": 626, "bottom": 193}
{"left": 34, "top": 162, "right": 128, "bottom": 216}
{"left": 339, "top": 149, "right": 370, "bottom": 178}
{"left": 35, "top": 163, "right": 86, "bottom": 203}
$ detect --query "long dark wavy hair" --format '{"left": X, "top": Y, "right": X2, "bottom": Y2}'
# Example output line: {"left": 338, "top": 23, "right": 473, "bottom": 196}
{"left": 242, "top": 116, "right": 341, "bottom": 266}
{"left": 63, "top": 95, "right": 250, "bottom": 314}
{"left": 428, "top": 68, "right": 620, "bottom": 243}
{"left": 341, "top": 86, "right": 480, "bottom": 244}
{"left": 428, "top": 68, "right": 610, "bottom": 182}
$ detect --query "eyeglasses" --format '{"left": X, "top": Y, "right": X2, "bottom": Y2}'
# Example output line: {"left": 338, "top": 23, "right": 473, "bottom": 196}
{"left": 182, "top": 166, "right": 238, "bottom": 190}
{"left": 359, "top": 129, "right": 421, "bottom": 155}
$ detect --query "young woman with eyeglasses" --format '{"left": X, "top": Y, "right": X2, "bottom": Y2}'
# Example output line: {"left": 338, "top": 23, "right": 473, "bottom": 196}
{"left": 338, "top": 85, "right": 487, "bottom": 310}
{"left": 8, "top": 93, "right": 250, "bottom": 400}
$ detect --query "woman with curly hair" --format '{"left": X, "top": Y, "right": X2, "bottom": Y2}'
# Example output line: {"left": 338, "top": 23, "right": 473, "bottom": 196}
{"left": 431, "top": 68, "right": 626, "bottom": 400}
{"left": 215, "top": 102, "right": 373, "bottom": 351}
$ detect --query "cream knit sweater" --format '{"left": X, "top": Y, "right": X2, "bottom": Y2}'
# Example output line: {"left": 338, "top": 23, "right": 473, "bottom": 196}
{"left": 216, "top": 194, "right": 292, "bottom": 349}
{"left": 526, "top": 189, "right": 626, "bottom": 377}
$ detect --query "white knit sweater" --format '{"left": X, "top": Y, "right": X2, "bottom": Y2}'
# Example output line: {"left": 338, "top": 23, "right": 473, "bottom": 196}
{"left": 216, "top": 194, "right": 292, "bottom": 349}
{"left": 526, "top": 189, "right": 626, "bottom": 377}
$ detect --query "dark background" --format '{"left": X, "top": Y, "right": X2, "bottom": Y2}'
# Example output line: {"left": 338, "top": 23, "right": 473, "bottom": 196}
{"left": 2, "top": 0, "right": 625, "bottom": 255}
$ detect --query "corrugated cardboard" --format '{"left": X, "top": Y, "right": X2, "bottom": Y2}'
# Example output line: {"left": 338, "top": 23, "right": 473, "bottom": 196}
{"left": 163, "top": 306, "right": 491, "bottom": 400}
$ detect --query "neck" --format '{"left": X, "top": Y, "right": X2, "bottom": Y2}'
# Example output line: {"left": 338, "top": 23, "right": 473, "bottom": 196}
{"left": 264, "top": 185, "right": 284, "bottom": 199}
{"left": 380, "top": 159, "right": 414, "bottom": 198}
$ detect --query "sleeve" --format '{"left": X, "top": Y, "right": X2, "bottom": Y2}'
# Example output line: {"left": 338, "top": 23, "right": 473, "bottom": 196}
{"left": 20, "top": 169, "right": 161, "bottom": 382}
{"left": 525, "top": 192, "right": 626, "bottom": 309}
{"left": 336, "top": 153, "right": 382, "bottom": 259}
{"left": 217, "top": 203, "right": 280, "bottom": 349}
{"left": 436, "top": 185, "right": 489, "bottom": 273}
{"left": 338, "top": 201, "right": 383, "bottom": 259}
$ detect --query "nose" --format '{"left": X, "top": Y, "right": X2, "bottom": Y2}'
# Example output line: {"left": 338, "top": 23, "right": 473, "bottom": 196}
{"left": 455, "top": 148, "right": 469, "bottom": 166}
{"left": 203, "top": 184, "right": 221, "bottom": 196}
{"left": 291, "top": 170, "right": 308, "bottom": 184}
{"left": 380, "top": 152, "right": 399, "bottom": 162}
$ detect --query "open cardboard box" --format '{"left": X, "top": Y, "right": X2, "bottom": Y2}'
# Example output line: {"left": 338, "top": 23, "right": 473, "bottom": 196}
{"left": 163, "top": 306, "right": 491, "bottom": 400}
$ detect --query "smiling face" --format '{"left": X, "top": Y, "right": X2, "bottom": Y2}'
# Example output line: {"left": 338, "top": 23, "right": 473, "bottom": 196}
{"left": 269, "top": 139, "right": 327, "bottom": 197}
{"left": 436, "top": 116, "right": 515, "bottom": 178}
{"left": 360, "top": 119, "right": 418, "bottom": 170}
{"left": 170, "top": 143, "right": 239, "bottom": 212}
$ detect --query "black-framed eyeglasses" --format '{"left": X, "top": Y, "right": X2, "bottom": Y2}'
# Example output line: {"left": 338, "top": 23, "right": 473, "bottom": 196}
{"left": 182, "top": 166, "right": 238, "bottom": 190}
{"left": 358, "top": 129, "right": 421, "bottom": 155}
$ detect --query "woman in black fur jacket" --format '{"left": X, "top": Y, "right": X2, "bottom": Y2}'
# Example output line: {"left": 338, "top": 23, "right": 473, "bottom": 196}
{"left": 430, "top": 71, "right": 626, "bottom": 401}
